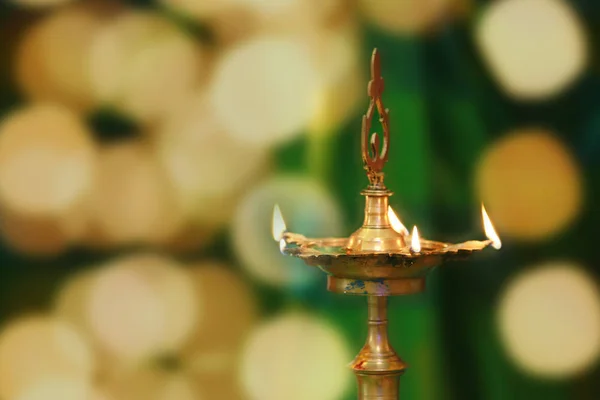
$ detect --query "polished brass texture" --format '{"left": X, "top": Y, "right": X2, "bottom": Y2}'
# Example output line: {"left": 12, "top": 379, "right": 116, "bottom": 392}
{"left": 346, "top": 189, "right": 406, "bottom": 254}
{"left": 362, "top": 49, "right": 390, "bottom": 188}
{"left": 352, "top": 296, "right": 406, "bottom": 399}
{"left": 277, "top": 49, "right": 495, "bottom": 400}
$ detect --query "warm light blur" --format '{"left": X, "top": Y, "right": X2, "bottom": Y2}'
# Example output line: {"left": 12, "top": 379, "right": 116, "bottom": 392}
{"left": 482, "top": 204, "right": 502, "bottom": 250}
{"left": 477, "top": 0, "right": 587, "bottom": 99}
{"left": 359, "top": 0, "right": 456, "bottom": 35}
{"left": 498, "top": 263, "right": 600, "bottom": 378}
{"left": 107, "top": 368, "right": 196, "bottom": 400}
{"left": 182, "top": 263, "right": 257, "bottom": 399}
{"left": 89, "top": 141, "right": 184, "bottom": 246}
{"left": 15, "top": 4, "right": 113, "bottom": 112}
{"left": 0, "top": 104, "right": 96, "bottom": 216}
{"left": 10, "top": 0, "right": 75, "bottom": 8}
{"left": 86, "top": 254, "right": 198, "bottom": 362}
{"left": 14, "top": 377, "right": 92, "bottom": 400}
{"left": 210, "top": 36, "right": 319, "bottom": 147}
{"left": 240, "top": 313, "right": 352, "bottom": 400}
{"left": 89, "top": 10, "right": 203, "bottom": 124}
{"left": 272, "top": 204, "right": 286, "bottom": 241}
{"left": 411, "top": 226, "right": 421, "bottom": 253}
{"left": 0, "top": 0, "right": 598, "bottom": 398}
{"left": 86, "top": 260, "right": 166, "bottom": 361}
{"left": 388, "top": 206, "right": 409, "bottom": 235}
{"left": 0, "top": 315, "right": 94, "bottom": 399}
{"left": 156, "top": 93, "right": 269, "bottom": 235}
{"left": 476, "top": 129, "right": 582, "bottom": 240}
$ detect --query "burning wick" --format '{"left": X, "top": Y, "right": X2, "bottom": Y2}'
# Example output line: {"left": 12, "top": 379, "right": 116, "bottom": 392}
{"left": 279, "top": 238, "right": 286, "bottom": 253}
{"left": 482, "top": 204, "right": 502, "bottom": 250}
{"left": 273, "top": 204, "right": 288, "bottom": 254}
{"left": 272, "top": 204, "right": 287, "bottom": 241}
{"left": 411, "top": 226, "right": 421, "bottom": 253}
{"left": 388, "top": 206, "right": 409, "bottom": 235}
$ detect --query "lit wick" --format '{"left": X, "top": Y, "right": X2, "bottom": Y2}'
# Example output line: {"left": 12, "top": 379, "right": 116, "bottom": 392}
{"left": 410, "top": 226, "right": 421, "bottom": 253}
{"left": 273, "top": 204, "right": 288, "bottom": 254}
{"left": 388, "top": 206, "right": 409, "bottom": 235}
{"left": 272, "top": 204, "right": 286, "bottom": 241}
{"left": 482, "top": 204, "right": 502, "bottom": 250}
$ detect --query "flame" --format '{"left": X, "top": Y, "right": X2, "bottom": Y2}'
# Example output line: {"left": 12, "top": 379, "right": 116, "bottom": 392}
{"left": 482, "top": 204, "right": 502, "bottom": 250}
{"left": 388, "top": 206, "right": 409, "bottom": 235}
{"left": 411, "top": 226, "right": 421, "bottom": 253}
{"left": 272, "top": 204, "right": 286, "bottom": 241}
{"left": 279, "top": 238, "right": 286, "bottom": 254}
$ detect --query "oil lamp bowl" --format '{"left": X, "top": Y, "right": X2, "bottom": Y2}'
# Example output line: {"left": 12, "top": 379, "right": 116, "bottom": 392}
{"left": 282, "top": 234, "right": 492, "bottom": 295}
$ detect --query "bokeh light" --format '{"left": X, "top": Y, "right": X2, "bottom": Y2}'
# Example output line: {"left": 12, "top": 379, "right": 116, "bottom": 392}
{"left": 182, "top": 263, "right": 257, "bottom": 399}
{"left": 87, "top": 262, "right": 164, "bottom": 362}
{"left": 88, "top": 10, "right": 203, "bottom": 124}
{"left": 86, "top": 254, "right": 196, "bottom": 362}
{"left": 359, "top": 0, "right": 454, "bottom": 35}
{"left": 54, "top": 269, "right": 100, "bottom": 356}
{"left": 232, "top": 176, "right": 343, "bottom": 288}
{"left": 240, "top": 313, "right": 352, "bottom": 400}
{"left": 210, "top": 36, "right": 319, "bottom": 147}
{"left": 15, "top": 4, "right": 115, "bottom": 112}
{"left": 14, "top": 377, "right": 92, "bottom": 400}
{"left": 244, "top": 0, "right": 345, "bottom": 34}
{"left": 9, "top": 0, "right": 75, "bottom": 9}
{"left": 476, "top": 129, "right": 582, "bottom": 240}
{"left": 0, "top": 103, "right": 96, "bottom": 217}
{"left": 183, "top": 263, "right": 257, "bottom": 353}
{"left": 1, "top": 0, "right": 600, "bottom": 397}
{"left": 0, "top": 211, "right": 75, "bottom": 256}
{"left": 310, "top": 22, "right": 363, "bottom": 133}
{"left": 88, "top": 141, "right": 184, "bottom": 246}
{"left": 476, "top": 0, "right": 587, "bottom": 100}
{"left": 156, "top": 92, "right": 269, "bottom": 231}
{"left": 0, "top": 315, "right": 94, "bottom": 399}
{"left": 117, "top": 255, "right": 199, "bottom": 352}
{"left": 498, "top": 262, "right": 600, "bottom": 378}
{"left": 158, "top": 0, "right": 237, "bottom": 20}
{"left": 107, "top": 368, "right": 198, "bottom": 400}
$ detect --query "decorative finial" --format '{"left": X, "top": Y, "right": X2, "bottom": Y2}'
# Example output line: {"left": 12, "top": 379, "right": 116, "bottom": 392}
{"left": 361, "top": 48, "right": 390, "bottom": 188}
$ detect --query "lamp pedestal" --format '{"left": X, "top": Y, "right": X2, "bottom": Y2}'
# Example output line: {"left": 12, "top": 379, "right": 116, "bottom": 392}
{"left": 352, "top": 296, "right": 406, "bottom": 400}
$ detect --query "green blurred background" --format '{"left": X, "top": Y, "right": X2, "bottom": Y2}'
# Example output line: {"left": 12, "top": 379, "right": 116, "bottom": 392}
{"left": 0, "top": 0, "right": 598, "bottom": 399}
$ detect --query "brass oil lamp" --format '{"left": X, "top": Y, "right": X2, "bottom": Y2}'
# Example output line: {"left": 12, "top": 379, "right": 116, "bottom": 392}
{"left": 273, "top": 49, "right": 501, "bottom": 400}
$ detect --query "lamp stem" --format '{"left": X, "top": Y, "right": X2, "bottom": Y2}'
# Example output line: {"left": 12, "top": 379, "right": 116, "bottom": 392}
{"left": 352, "top": 296, "right": 406, "bottom": 400}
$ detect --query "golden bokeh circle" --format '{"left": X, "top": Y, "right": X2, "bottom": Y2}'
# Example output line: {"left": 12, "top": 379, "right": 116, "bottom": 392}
{"left": 240, "top": 313, "right": 351, "bottom": 400}
{"left": 181, "top": 263, "right": 258, "bottom": 400}
{"left": 85, "top": 254, "right": 198, "bottom": 362}
{"left": 476, "top": 0, "right": 587, "bottom": 99}
{"left": 0, "top": 104, "right": 96, "bottom": 217}
{"left": 498, "top": 263, "right": 600, "bottom": 378}
{"left": 210, "top": 35, "right": 319, "bottom": 147}
{"left": 476, "top": 129, "right": 582, "bottom": 240}
{"left": 0, "top": 315, "right": 94, "bottom": 399}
